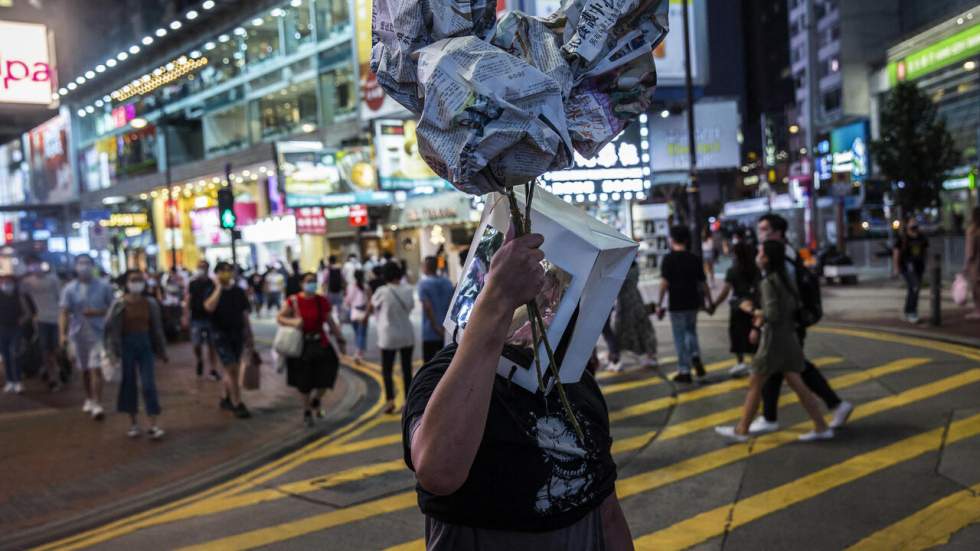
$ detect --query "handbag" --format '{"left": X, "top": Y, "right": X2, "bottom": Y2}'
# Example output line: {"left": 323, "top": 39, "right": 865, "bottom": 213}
{"left": 952, "top": 273, "right": 969, "bottom": 306}
{"left": 274, "top": 298, "right": 304, "bottom": 358}
{"left": 240, "top": 349, "right": 262, "bottom": 390}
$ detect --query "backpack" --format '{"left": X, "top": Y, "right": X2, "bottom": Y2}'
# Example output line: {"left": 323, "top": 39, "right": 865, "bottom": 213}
{"left": 793, "top": 255, "right": 822, "bottom": 327}
{"left": 327, "top": 267, "right": 344, "bottom": 293}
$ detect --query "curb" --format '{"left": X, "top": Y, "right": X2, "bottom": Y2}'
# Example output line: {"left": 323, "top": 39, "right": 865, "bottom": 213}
{"left": 3, "top": 364, "right": 381, "bottom": 551}
{"left": 822, "top": 321, "right": 980, "bottom": 350}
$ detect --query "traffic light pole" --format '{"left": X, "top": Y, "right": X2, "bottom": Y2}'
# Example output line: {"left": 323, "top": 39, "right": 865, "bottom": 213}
{"left": 224, "top": 163, "right": 238, "bottom": 270}
{"left": 682, "top": 0, "right": 702, "bottom": 256}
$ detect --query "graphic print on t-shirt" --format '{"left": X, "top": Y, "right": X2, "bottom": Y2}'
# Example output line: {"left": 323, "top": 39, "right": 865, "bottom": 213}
{"left": 532, "top": 413, "right": 595, "bottom": 514}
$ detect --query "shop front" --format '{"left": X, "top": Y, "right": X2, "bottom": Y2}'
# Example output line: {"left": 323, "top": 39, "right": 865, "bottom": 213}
{"left": 241, "top": 214, "right": 300, "bottom": 270}
{"left": 388, "top": 193, "right": 479, "bottom": 281}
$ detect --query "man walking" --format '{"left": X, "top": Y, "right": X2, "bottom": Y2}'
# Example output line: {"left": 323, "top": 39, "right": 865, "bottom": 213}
{"left": 59, "top": 254, "right": 114, "bottom": 420}
{"left": 751, "top": 214, "right": 853, "bottom": 433}
{"left": 186, "top": 260, "right": 221, "bottom": 380}
{"left": 418, "top": 255, "right": 454, "bottom": 362}
{"left": 204, "top": 261, "right": 254, "bottom": 419}
{"left": 21, "top": 255, "right": 62, "bottom": 391}
{"left": 323, "top": 255, "right": 347, "bottom": 324}
{"left": 655, "top": 225, "right": 710, "bottom": 383}
{"left": 892, "top": 217, "right": 928, "bottom": 323}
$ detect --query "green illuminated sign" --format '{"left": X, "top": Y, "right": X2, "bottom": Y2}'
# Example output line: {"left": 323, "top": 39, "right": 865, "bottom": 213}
{"left": 888, "top": 22, "right": 980, "bottom": 86}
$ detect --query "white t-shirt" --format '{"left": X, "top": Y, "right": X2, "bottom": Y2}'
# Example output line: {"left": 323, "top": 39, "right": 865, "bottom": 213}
{"left": 265, "top": 272, "right": 285, "bottom": 293}
{"left": 371, "top": 283, "right": 415, "bottom": 350}
{"left": 21, "top": 272, "right": 61, "bottom": 324}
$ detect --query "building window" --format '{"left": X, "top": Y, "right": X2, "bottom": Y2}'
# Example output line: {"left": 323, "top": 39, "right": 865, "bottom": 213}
{"left": 822, "top": 88, "right": 841, "bottom": 114}
{"left": 204, "top": 104, "right": 249, "bottom": 157}
{"left": 244, "top": 15, "right": 282, "bottom": 66}
{"left": 315, "top": 0, "right": 350, "bottom": 38}
{"left": 284, "top": 0, "right": 314, "bottom": 53}
{"left": 253, "top": 79, "right": 318, "bottom": 140}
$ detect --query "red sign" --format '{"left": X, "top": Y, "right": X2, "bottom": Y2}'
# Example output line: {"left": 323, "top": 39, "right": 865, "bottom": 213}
{"left": 348, "top": 204, "right": 368, "bottom": 228}
{"left": 164, "top": 199, "right": 181, "bottom": 228}
{"left": 295, "top": 207, "right": 327, "bottom": 235}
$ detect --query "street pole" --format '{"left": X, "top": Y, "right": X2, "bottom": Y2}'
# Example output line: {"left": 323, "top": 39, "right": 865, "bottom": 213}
{"left": 163, "top": 118, "right": 178, "bottom": 269}
{"left": 681, "top": 0, "right": 702, "bottom": 256}
{"left": 224, "top": 163, "right": 239, "bottom": 270}
{"left": 804, "top": 0, "right": 820, "bottom": 250}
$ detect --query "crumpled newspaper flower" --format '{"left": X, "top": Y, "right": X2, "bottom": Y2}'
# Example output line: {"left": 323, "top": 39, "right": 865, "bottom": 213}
{"left": 371, "top": 0, "right": 669, "bottom": 195}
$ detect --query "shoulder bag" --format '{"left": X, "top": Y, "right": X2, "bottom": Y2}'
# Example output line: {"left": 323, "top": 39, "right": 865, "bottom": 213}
{"left": 273, "top": 296, "right": 304, "bottom": 358}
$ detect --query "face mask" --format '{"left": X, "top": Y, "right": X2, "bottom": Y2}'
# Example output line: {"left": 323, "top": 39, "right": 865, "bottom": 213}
{"left": 128, "top": 282, "right": 146, "bottom": 294}
{"left": 303, "top": 282, "right": 318, "bottom": 294}
{"left": 76, "top": 264, "right": 93, "bottom": 280}
{"left": 217, "top": 273, "right": 233, "bottom": 286}
{"left": 1, "top": 282, "right": 14, "bottom": 294}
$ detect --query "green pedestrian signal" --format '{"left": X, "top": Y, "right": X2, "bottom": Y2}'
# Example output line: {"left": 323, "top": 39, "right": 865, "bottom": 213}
{"left": 220, "top": 208, "right": 237, "bottom": 229}
{"left": 217, "top": 186, "right": 236, "bottom": 229}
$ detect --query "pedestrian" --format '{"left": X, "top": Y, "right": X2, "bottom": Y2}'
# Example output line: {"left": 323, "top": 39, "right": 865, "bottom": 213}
{"left": 715, "top": 241, "right": 833, "bottom": 443}
{"left": 277, "top": 272, "right": 346, "bottom": 426}
{"left": 185, "top": 260, "right": 221, "bottom": 380}
{"left": 105, "top": 270, "right": 168, "bottom": 439}
{"left": 418, "top": 256, "right": 454, "bottom": 363}
{"left": 161, "top": 267, "right": 185, "bottom": 340}
{"left": 963, "top": 206, "right": 980, "bottom": 319}
{"left": 248, "top": 270, "right": 265, "bottom": 316}
{"left": 264, "top": 264, "right": 285, "bottom": 313}
{"left": 368, "top": 265, "right": 385, "bottom": 294}
{"left": 371, "top": 261, "right": 415, "bottom": 414}
{"left": 0, "top": 274, "right": 33, "bottom": 394}
{"left": 892, "top": 217, "right": 929, "bottom": 323}
{"left": 702, "top": 228, "right": 717, "bottom": 286}
{"left": 610, "top": 261, "right": 658, "bottom": 371}
{"left": 708, "top": 241, "right": 760, "bottom": 377}
{"left": 403, "top": 232, "right": 632, "bottom": 550}
{"left": 750, "top": 213, "right": 852, "bottom": 434}
{"left": 286, "top": 260, "right": 302, "bottom": 297}
{"left": 344, "top": 269, "right": 371, "bottom": 363}
{"left": 323, "top": 255, "right": 347, "bottom": 325}
{"left": 59, "top": 254, "right": 115, "bottom": 420}
{"left": 204, "top": 261, "right": 254, "bottom": 419}
{"left": 342, "top": 253, "right": 360, "bottom": 286}
{"left": 655, "top": 225, "right": 709, "bottom": 383}
{"left": 20, "top": 255, "right": 63, "bottom": 391}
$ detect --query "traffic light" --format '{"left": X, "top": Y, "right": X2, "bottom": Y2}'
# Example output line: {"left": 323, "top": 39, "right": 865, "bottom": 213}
{"left": 217, "top": 186, "right": 236, "bottom": 229}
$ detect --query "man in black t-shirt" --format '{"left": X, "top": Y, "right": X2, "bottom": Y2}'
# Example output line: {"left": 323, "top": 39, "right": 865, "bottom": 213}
{"left": 185, "top": 260, "right": 221, "bottom": 381}
{"left": 892, "top": 218, "right": 929, "bottom": 323}
{"left": 204, "top": 261, "right": 254, "bottom": 419}
{"left": 402, "top": 232, "right": 633, "bottom": 550}
{"left": 655, "top": 225, "right": 710, "bottom": 383}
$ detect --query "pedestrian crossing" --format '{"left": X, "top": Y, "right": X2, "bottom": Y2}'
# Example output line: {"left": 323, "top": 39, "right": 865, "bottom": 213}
{"left": 37, "top": 328, "right": 980, "bottom": 550}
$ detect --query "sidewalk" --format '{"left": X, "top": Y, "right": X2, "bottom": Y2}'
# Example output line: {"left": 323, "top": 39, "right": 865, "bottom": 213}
{"left": 0, "top": 338, "right": 371, "bottom": 541}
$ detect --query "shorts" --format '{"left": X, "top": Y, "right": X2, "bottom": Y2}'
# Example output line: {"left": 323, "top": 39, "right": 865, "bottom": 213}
{"left": 213, "top": 330, "right": 244, "bottom": 366}
{"left": 190, "top": 319, "right": 214, "bottom": 346}
{"left": 69, "top": 339, "right": 105, "bottom": 371}
{"left": 37, "top": 322, "right": 59, "bottom": 351}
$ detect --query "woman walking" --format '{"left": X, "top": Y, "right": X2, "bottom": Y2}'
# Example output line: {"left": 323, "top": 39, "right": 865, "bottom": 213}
{"left": 371, "top": 262, "right": 415, "bottom": 414}
{"left": 344, "top": 269, "right": 370, "bottom": 363}
{"left": 709, "top": 242, "right": 760, "bottom": 377}
{"left": 963, "top": 206, "right": 980, "bottom": 319}
{"left": 608, "top": 261, "right": 658, "bottom": 371}
{"left": 0, "top": 274, "right": 33, "bottom": 394}
{"left": 105, "top": 270, "right": 169, "bottom": 439}
{"left": 714, "top": 241, "right": 833, "bottom": 443}
{"left": 702, "top": 229, "right": 717, "bottom": 286}
{"left": 277, "top": 273, "right": 346, "bottom": 427}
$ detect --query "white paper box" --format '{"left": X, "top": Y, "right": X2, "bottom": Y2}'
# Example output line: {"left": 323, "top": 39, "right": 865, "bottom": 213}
{"left": 444, "top": 186, "right": 638, "bottom": 393}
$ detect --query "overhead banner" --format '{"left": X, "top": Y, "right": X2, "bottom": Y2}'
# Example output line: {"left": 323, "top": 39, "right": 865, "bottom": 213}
{"left": 278, "top": 141, "right": 391, "bottom": 207}
{"left": 888, "top": 20, "right": 980, "bottom": 85}
{"left": 0, "top": 20, "right": 55, "bottom": 105}
{"left": 648, "top": 99, "right": 741, "bottom": 172}
{"left": 356, "top": 0, "right": 410, "bottom": 120}
{"left": 373, "top": 119, "right": 451, "bottom": 192}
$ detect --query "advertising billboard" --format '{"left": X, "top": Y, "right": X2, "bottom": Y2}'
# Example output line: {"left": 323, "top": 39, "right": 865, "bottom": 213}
{"left": 374, "top": 119, "right": 452, "bottom": 192}
{"left": 830, "top": 121, "right": 869, "bottom": 181}
{"left": 356, "top": 0, "right": 410, "bottom": 120}
{"left": 24, "top": 113, "right": 76, "bottom": 203}
{"left": 539, "top": 123, "right": 647, "bottom": 196}
{"left": 648, "top": 99, "right": 741, "bottom": 172}
{"left": 652, "top": 0, "right": 708, "bottom": 86}
{"left": 888, "top": 20, "right": 980, "bottom": 86}
{"left": 279, "top": 141, "right": 390, "bottom": 207}
{"left": 0, "top": 20, "right": 55, "bottom": 105}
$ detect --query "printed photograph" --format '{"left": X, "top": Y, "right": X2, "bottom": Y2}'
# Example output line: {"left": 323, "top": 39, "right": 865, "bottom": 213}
{"left": 450, "top": 223, "right": 506, "bottom": 329}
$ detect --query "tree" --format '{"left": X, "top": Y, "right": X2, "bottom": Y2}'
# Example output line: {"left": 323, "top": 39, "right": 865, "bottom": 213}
{"left": 870, "top": 81, "right": 959, "bottom": 212}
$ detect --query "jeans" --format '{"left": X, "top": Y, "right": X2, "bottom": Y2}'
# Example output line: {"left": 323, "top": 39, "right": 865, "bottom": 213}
{"left": 0, "top": 328, "right": 21, "bottom": 383}
{"left": 602, "top": 316, "right": 620, "bottom": 363}
{"left": 761, "top": 330, "right": 841, "bottom": 422}
{"left": 351, "top": 320, "right": 368, "bottom": 353}
{"left": 901, "top": 268, "right": 923, "bottom": 315}
{"left": 669, "top": 310, "right": 701, "bottom": 374}
{"left": 381, "top": 346, "right": 413, "bottom": 401}
{"left": 117, "top": 333, "right": 161, "bottom": 416}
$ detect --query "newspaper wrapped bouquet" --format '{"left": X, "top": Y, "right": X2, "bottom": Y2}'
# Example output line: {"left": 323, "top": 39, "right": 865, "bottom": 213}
{"left": 371, "top": 0, "right": 669, "bottom": 195}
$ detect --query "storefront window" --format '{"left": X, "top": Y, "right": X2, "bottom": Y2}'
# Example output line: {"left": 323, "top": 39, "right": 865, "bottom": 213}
{"left": 315, "top": 0, "right": 350, "bottom": 38}
{"left": 117, "top": 126, "right": 159, "bottom": 177}
{"left": 322, "top": 65, "right": 356, "bottom": 118}
{"left": 204, "top": 104, "right": 249, "bottom": 157}
{"left": 284, "top": 0, "right": 315, "bottom": 53}
{"left": 253, "top": 79, "right": 319, "bottom": 140}
{"left": 200, "top": 35, "right": 245, "bottom": 86}
{"left": 243, "top": 14, "right": 282, "bottom": 67}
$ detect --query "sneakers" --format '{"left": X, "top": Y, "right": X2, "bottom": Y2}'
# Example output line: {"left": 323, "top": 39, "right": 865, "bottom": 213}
{"left": 219, "top": 397, "right": 234, "bottom": 411}
{"left": 748, "top": 417, "right": 780, "bottom": 434}
{"left": 905, "top": 313, "right": 921, "bottom": 324}
{"left": 798, "top": 428, "right": 834, "bottom": 442}
{"left": 729, "top": 363, "right": 750, "bottom": 377}
{"left": 13, "top": 382, "right": 23, "bottom": 394}
{"left": 692, "top": 356, "right": 706, "bottom": 378}
{"left": 90, "top": 404, "right": 105, "bottom": 421}
{"left": 3, "top": 382, "right": 13, "bottom": 393}
{"left": 605, "top": 361, "right": 623, "bottom": 373}
{"left": 643, "top": 356, "right": 659, "bottom": 369}
{"left": 830, "top": 401, "right": 854, "bottom": 429}
{"left": 714, "top": 426, "right": 750, "bottom": 443}
{"left": 127, "top": 425, "right": 141, "bottom": 438}
{"left": 147, "top": 426, "right": 165, "bottom": 440}
{"left": 209, "top": 370, "right": 223, "bottom": 382}
{"left": 672, "top": 372, "right": 693, "bottom": 384}
{"left": 82, "top": 399, "right": 94, "bottom": 413}
{"left": 234, "top": 403, "right": 252, "bottom": 419}
{"left": 303, "top": 410, "right": 314, "bottom": 427}
{"left": 311, "top": 398, "right": 326, "bottom": 419}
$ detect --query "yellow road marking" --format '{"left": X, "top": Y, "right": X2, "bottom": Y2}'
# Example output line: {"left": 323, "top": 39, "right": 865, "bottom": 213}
{"left": 616, "top": 369, "right": 980, "bottom": 500}
{"left": 609, "top": 357, "right": 842, "bottom": 423}
{"left": 632, "top": 412, "right": 980, "bottom": 550}
{"left": 596, "top": 356, "right": 678, "bottom": 380}
{"left": 613, "top": 357, "right": 930, "bottom": 453}
{"left": 814, "top": 326, "right": 980, "bottom": 361}
{"left": 385, "top": 540, "right": 424, "bottom": 551}
{"left": 308, "top": 433, "right": 404, "bottom": 461}
{"left": 845, "top": 482, "right": 980, "bottom": 551}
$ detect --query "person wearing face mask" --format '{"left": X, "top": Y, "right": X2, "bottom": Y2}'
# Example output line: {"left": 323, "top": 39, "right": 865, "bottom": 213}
{"left": 0, "top": 274, "right": 34, "bottom": 394}
{"left": 20, "top": 255, "right": 63, "bottom": 391}
{"left": 105, "top": 270, "right": 169, "bottom": 439}
{"left": 204, "top": 261, "right": 254, "bottom": 419}
{"left": 277, "top": 272, "right": 346, "bottom": 426}
{"left": 60, "top": 255, "right": 115, "bottom": 420}
{"left": 185, "top": 261, "right": 221, "bottom": 380}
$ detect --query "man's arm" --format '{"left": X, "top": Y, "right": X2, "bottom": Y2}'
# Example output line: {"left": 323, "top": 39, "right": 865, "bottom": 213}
{"left": 203, "top": 281, "right": 222, "bottom": 313}
{"left": 411, "top": 233, "right": 545, "bottom": 496}
{"left": 600, "top": 493, "right": 634, "bottom": 551}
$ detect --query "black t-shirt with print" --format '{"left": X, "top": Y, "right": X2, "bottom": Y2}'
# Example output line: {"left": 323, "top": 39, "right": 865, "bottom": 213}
{"left": 660, "top": 250, "right": 706, "bottom": 311}
{"left": 895, "top": 234, "right": 929, "bottom": 273}
{"left": 402, "top": 344, "right": 617, "bottom": 532}
{"left": 211, "top": 286, "right": 250, "bottom": 334}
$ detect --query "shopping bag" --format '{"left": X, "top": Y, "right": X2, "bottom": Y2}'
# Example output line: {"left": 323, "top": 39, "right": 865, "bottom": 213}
{"left": 952, "top": 273, "right": 969, "bottom": 306}
{"left": 445, "top": 186, "right": 638, "bottom": 393}
{"left": 273, "top": 325, "right": 304, "bottom": 358}
{"left": 240, "top": 350, "right": 261, "bottom": 390}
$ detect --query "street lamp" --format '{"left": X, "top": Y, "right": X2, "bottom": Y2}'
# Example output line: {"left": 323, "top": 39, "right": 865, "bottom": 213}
{"left": 680, "top": 0, "right": 702, "bottom": 255}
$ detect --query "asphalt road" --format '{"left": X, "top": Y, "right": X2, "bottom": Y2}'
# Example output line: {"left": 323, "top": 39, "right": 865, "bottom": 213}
{"left": 32, "top": 316, "right": 980, "bottom": 551}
